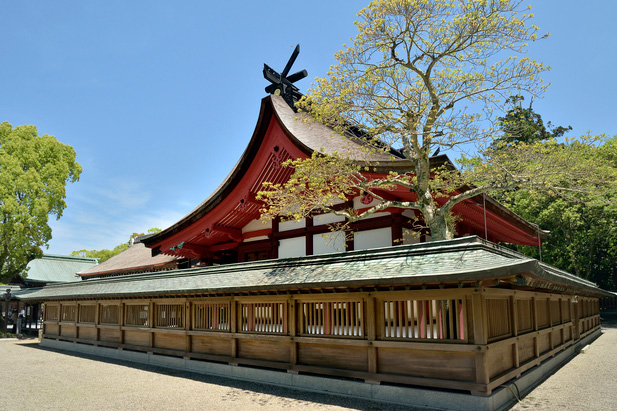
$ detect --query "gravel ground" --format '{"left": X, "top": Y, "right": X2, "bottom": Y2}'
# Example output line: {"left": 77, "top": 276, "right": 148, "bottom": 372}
{"left": 1, "top": 321, "right": 615, "bottom": 411}
{"left": 510, "top": 319, "right": 617, "bottom": 411}
{"left": 0, "top": 339, "right": 424, "bottom": 411}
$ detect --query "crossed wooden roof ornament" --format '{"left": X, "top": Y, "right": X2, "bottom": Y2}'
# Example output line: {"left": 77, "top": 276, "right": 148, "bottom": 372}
{"left": 263, "top": 44, "right": 307, "bottom": 109}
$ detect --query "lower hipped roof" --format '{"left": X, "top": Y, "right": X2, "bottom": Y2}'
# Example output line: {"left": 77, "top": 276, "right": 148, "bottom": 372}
{"left": 17, "top": 236, "right": 608, "bottom": 301}
{"left": 23, "top": 255, "right": 98, "bottom": 284}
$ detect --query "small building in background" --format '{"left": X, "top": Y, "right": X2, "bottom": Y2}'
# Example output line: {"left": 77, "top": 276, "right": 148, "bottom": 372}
{"left": 76, "top": 235, "right": 181, "bottom": 280}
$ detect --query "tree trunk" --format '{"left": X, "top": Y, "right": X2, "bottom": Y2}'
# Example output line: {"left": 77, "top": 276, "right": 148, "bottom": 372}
{"left": 419, "top": 199, "right": 454, "bottom": 242}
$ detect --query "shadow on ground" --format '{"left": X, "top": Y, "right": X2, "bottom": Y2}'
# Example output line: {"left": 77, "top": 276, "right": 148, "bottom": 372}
{"left": 18, "top": 341, "right": 419, "bottom": 411}
{"left": 601, "top": 310, "right": 617, "bottom": 329}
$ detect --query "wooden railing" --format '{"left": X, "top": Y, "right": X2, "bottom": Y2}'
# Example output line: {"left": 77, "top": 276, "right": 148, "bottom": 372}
{"left": 41, "top": 288, "right": 601, "bottom": 396}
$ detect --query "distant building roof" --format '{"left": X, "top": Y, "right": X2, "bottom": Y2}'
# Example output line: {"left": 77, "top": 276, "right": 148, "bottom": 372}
{"left": 22, "top": 255, "right": 98, "bottom": 285}
{"left": 18, "top": 236, "right": 609, "bottom": 301}
{"left": 77, "top": 242, "right": 178, "bottom": 279}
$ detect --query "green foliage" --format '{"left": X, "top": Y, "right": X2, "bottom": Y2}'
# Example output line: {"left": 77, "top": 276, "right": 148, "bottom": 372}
{"left": 503, "top": 166, "right": 617, "bottom": 290}
{"left": 0, "top": 122, "right": 82, "bottom": 283}
{"left": 493, "top": 95, "right": 571, "bottom": 146}
{"left": 262, "top": 0, "right": 550, "bottom": 240}
{"left": 70, "top": 228, "right": 162, "bottom": 263}
{"left": 489, "top": 102, "right": 617, "bottom": 289}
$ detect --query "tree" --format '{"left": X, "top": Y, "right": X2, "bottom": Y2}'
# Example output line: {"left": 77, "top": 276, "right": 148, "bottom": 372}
{"left": 0, "top": 122, "right": 82, "bottom": 283}
{"left": 482, "top": 99, "right": 617, "bottom": 289}
{"left": 502, "top": 138, "right": 617, "bottom": 289}
{"left": 259, "top": 0, "right": 554, "bottom": 240}
{"left": 71, "top": 228, "right": 162, "bottom": 263}
{"left": 492, "top": 94, "right": 571, "bottom": 146}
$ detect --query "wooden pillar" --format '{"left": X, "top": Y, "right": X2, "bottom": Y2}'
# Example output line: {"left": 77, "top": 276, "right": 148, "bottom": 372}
{"left": 532, "top": 296, "right": 539, "bottom": 359}
{"left": 230, "top": 298, "right": 238, "bottom": 363}
{"left": 471, "top": 290, "right": 489, "bottom": 390}
{"left": 58, "top": 302, "right": 62, "bottom": 339}
{"left": 271, "top": 218, "right": 279, "bottom": 259}
{"left": 288, "top": 297, "right": 298, "bottom": 373}
{"left": 391, "top": 213, "right": 403, "bottom": 246}
{"left": 511, "top": 296, "right": 519, "bottom": 369}
{"left": 119, "top": 302, "right": 125, "bottom": 346}
{"left": 94, "top": 301, "right": 100, "bottom": 343}
{"left": 366, "top": 295, "right": 378, "bottom": 383}
{"left": 548, "top": 296, "right": 554, "bottom": 351}
{"left": 305, "top": 217, "right": 313, "bottom": 256}
{"left": 185, "top": 301, "right": 191, "bottom": 353}
{"left": 148, "top": 301, "right": 154, "bottom": 349}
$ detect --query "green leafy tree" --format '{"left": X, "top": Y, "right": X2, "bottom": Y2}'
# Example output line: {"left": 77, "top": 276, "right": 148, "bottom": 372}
{"left": 260, "top": 0, "right": 553, "bottom": 240}
{"left": 71, "top": 228, "right": 162, "bottom": 263}
{"left": 0, "top": 122, "right": 82, "bottom": 283}
{"left": 502, "top": 137, "right": 617, "bottom": 290}
{"left": 493, "top": 95, "right": 571, "bottom": 146}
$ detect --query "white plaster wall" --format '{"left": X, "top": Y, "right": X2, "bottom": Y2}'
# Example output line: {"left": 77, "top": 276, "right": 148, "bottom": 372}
{"left": 242, "top": 218, "right": 272, "bottom": 233}
{"left": 313, "top": 231, "right": 346, "bottom": 255}
{"left": 278, "top": 237, "right": 306, "bottom": 258}
{"left": 354, "top": 227, "right": 392, "bottom": 250}
{"left": 279, "top": 218, "right": 306, "bottom": 231}
{"left": 313, "top": 213, "right": 345, "bottom": 226}
{"left": 244, "top": 235, "right": 269, "bottom": 243}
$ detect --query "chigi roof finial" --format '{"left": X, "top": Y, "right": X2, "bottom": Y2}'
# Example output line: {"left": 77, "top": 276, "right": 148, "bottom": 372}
{"left": 263, "top": 44, "right": 307, "bottom": 110}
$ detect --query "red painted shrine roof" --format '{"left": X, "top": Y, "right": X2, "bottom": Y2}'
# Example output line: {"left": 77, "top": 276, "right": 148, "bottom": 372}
{"left": 143, "top": 95, "right": 545, "bottom": 260}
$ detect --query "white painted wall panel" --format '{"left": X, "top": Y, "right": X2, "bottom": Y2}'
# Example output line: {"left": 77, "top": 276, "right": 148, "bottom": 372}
{"left": 354, "top": 227, "right": 392, "bottom": 251}
{"left": 279, "top": 219, "right": 306, "bottom": 231}
{"left": 313, "top": 232, "right": 346, "bottom": 255}
{"left": 278, "top": 237, "right": 306, "bottom": 258}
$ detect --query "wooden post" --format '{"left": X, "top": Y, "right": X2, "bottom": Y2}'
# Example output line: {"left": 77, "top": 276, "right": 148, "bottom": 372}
{"left": 391, "top": 213, "right": 403, "bottom": 246}
{"left": 366, "top": 295, "right": 378, "bottom": 383}
{"left": 185, "top": 301, "right": 191, "bottom": 353}
{"left": 471, "top": 291, "right": 489, "bottom": 389}
{"left": 75, "top": 303, "right": 80, "bottom": 340}
{"left": 532, "top": 296, "right": 539, "bottom": 359}
{"left": 230, "top": 299, "right": 238, "bottom": 363}
{"left": 94, "top": 301, "right": 100, "bottom": 343}
{"left": 288, "top": 297, "right": 298, "bottom": 373}
{"left": 511, "top": 296, "right": 519, "bottom": 369}
{"left": 305, "top": 217, "right": 313, "bottom": 256}
{"left": 148, "top": 301, "right": 154, "bottom": 349}
{"left": 119, "top": 303, "right": 125, "bottom": 346}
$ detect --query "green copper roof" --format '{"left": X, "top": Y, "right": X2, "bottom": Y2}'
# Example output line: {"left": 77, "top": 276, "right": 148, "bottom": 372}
{"left": 16, "top": 237, "right": 607, "bottom": 300}
{"left": 22, "top": 254, "right": 98, "bottom": 284}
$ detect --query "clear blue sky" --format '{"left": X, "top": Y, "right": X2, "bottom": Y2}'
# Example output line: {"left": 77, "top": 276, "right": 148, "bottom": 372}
{"left": 2, "top": 1, "right": 616, "bottom": 255}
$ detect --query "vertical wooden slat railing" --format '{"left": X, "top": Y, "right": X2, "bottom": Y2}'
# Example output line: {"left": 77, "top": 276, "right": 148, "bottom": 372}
{"left": 39, "top": 288, "right": 602, "bottom": 396}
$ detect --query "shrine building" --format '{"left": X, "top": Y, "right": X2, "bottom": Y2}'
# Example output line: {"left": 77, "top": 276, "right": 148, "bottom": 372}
{"left": 18, "top": 52, "right": 609, "bottom": 410}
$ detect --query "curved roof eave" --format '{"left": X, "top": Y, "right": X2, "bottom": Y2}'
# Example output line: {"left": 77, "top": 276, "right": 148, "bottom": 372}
{"left": 143, "top": 96, "right": 278, "bottom": 248}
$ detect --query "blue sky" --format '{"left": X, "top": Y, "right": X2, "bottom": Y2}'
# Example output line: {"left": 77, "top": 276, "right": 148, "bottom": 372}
{"left": 1, "top": 1, "right": 616, "bottom": 255}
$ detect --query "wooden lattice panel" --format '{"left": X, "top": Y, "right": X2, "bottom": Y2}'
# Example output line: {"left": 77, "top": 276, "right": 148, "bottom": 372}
{"left": 516, "top": 299, "right": 533, "bottom": 334}
{"left": 99, "top": 304, "right": 120, "bottom": 325}
{"left": 79, "top": 305, "right": 96, "bottom": 323}
{"left": 193, "top": 302, "right": 230, "bottom": 331}
{"left": 240, "top": 302, "right": 286, "bottom": 334}
{"left": 45, "top": 305, "right": 59, "bottom": 321}
{"left": 381, "top": 298, "right": 466, "bottom": 341}
{"left": 61, "top": 305, "right": 77, "bottom": 322}
{"left": 299, "top": 301, "right": 362, "bottom": 337}
{"left": 154, "top": 303, "right": 184, "bottom": 328}
{"left": 125, "top": 304, "right": 149, "bottom": 326}
{"left": 486, "top": 299, "right": 512, "bottom": 341}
